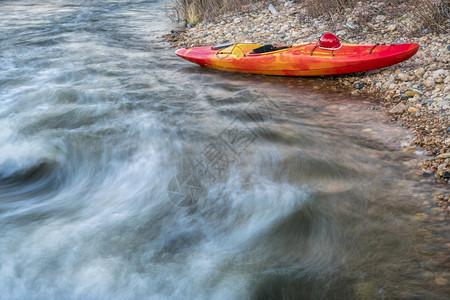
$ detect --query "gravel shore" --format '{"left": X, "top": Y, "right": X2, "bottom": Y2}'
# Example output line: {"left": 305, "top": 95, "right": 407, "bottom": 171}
{"left": 165, "top": 1, "right": 449, "bottom": 206}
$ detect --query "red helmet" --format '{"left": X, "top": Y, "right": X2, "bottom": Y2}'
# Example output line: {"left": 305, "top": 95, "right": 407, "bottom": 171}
{"left": 319, "top": 33, "right": 342, "bottom": 50}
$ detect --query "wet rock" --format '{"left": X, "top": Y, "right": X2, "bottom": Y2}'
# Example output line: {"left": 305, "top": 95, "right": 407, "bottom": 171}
{"left": 404, "top": 147, "right": 416, "bottom": 153}
{"left": 421, "top": 271, "right": 435, "bottom": 280}
{"left": 354, "top": 82, "right": 364, "bottom": 89}
{"left": 354, "top": 281, "right": 375, "bottom": 300}
{"left": 411, "top": 213, "right": 428, "bottom": 222}
{"left": 435, "top": 277, "right": 448, "bottom": 286}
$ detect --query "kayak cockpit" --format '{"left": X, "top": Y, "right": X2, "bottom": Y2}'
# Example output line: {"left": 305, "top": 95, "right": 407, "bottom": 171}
{"left": 213, "top": 43, "right": 293, "bottom": 58}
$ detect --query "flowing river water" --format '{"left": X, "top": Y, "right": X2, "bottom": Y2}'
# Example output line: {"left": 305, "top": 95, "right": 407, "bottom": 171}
{"left": 0, "top": 1, "right": 449, "bottom": 299}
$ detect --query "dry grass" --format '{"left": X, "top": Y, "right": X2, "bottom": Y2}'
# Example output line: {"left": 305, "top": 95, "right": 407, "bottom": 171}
{"left": 171, "top": 0, "right": 254, "bottom": 25}
{"left": 171, "top": 0, "right": 449, "bottom": 33}
{"left": 303, "top": 0, "right": 449, "bottom": 33}
{"left": 303, "top": 0, "right": 356, "bottom": 18}
{"left": 411, "top": 0, "right": 449, "bottom": 33}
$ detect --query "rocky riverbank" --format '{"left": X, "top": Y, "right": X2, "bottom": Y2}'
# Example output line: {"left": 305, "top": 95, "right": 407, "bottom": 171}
{"left": 165, "top": 1, "right": 449, "bottom": 206}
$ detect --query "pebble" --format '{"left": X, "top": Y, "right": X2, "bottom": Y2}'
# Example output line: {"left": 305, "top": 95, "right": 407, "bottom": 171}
{"left": 354, "top": 82, "right": 364, "bottom": 89}
{"left": 400, "top": 94, "right": 409, "bottom": 100}
{"left": 433, "top": 69, "right": 446, "bottom": 77}
{"left": 434, "top": 76, "right": 443, "bottom": 84}
{"left": 376, "top": 15, "right": 386, "bottom": 22}
{"left": 280, "top": 24, "right": 289, "bottom": 31}
{"left": 414, "top": 68, "right": 425, "bottom": 77}
{"left": 408, "top": 107, "right": 419, "bottom": 114}
{"left": 424, "top": 77, "right": 435, "bottom": 87}
{"left": 405, "top": 88, "right": 422, "bottom": 97}
{"left": 345, "top": 23, "right": 356, "bottom": 29}
{"left": 387, "top": 24, "right": 396, "bottom": 32}
{"left": 390, "top": 103, "right": 407, "bottom": 114}
{"left": 268, "top": 4, "right": 279, "bottom": 15}
{"left": 397, "top": 73, "right": 409, "bottom": 81}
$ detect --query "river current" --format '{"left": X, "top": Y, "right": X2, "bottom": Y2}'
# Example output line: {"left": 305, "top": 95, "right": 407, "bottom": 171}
{"left": 0, "top": 1, "right": 448, "bottom": 299}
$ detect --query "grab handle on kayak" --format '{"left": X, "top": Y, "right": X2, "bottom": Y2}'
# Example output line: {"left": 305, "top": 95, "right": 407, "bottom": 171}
{"left": 369, "top": 43, "right": 380, "bottom": 54}
{"left": 216, "top": 44, "right": 245, "bottom": 59}
{"left": 310, "top": 43, "right": 319, "bottom": 56}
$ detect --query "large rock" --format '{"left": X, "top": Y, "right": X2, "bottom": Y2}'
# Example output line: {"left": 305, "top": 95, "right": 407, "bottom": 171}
{"left": 436, "top": 153, "right": 450, "bottom": 159}
{"left": 389, "top": 103, "right": 407, "bottom": 114}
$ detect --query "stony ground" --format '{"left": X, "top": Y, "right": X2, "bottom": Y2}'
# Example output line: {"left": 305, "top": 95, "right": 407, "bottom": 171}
{"left": 165, "top": 1, "right": 449, "bottom": 207}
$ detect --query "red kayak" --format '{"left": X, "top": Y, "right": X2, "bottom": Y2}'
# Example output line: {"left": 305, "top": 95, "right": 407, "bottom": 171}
{"left": 175, "top": 33, "right": 419, "bottom": 76}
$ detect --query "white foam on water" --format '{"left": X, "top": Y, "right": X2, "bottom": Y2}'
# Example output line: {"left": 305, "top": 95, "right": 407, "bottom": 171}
{"left": 0, "top": 120, "right": 60, "bottom": 178}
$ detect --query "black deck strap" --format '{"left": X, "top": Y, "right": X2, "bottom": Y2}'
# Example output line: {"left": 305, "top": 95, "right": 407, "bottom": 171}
{"left": 212, "top": 43, "right": 233, "bottom": 50}
{"left": 369, "top": 43, "right": 380, "bottom": 54}
{"left": 252, "top": 45, "right": 275, "bottom": 54}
